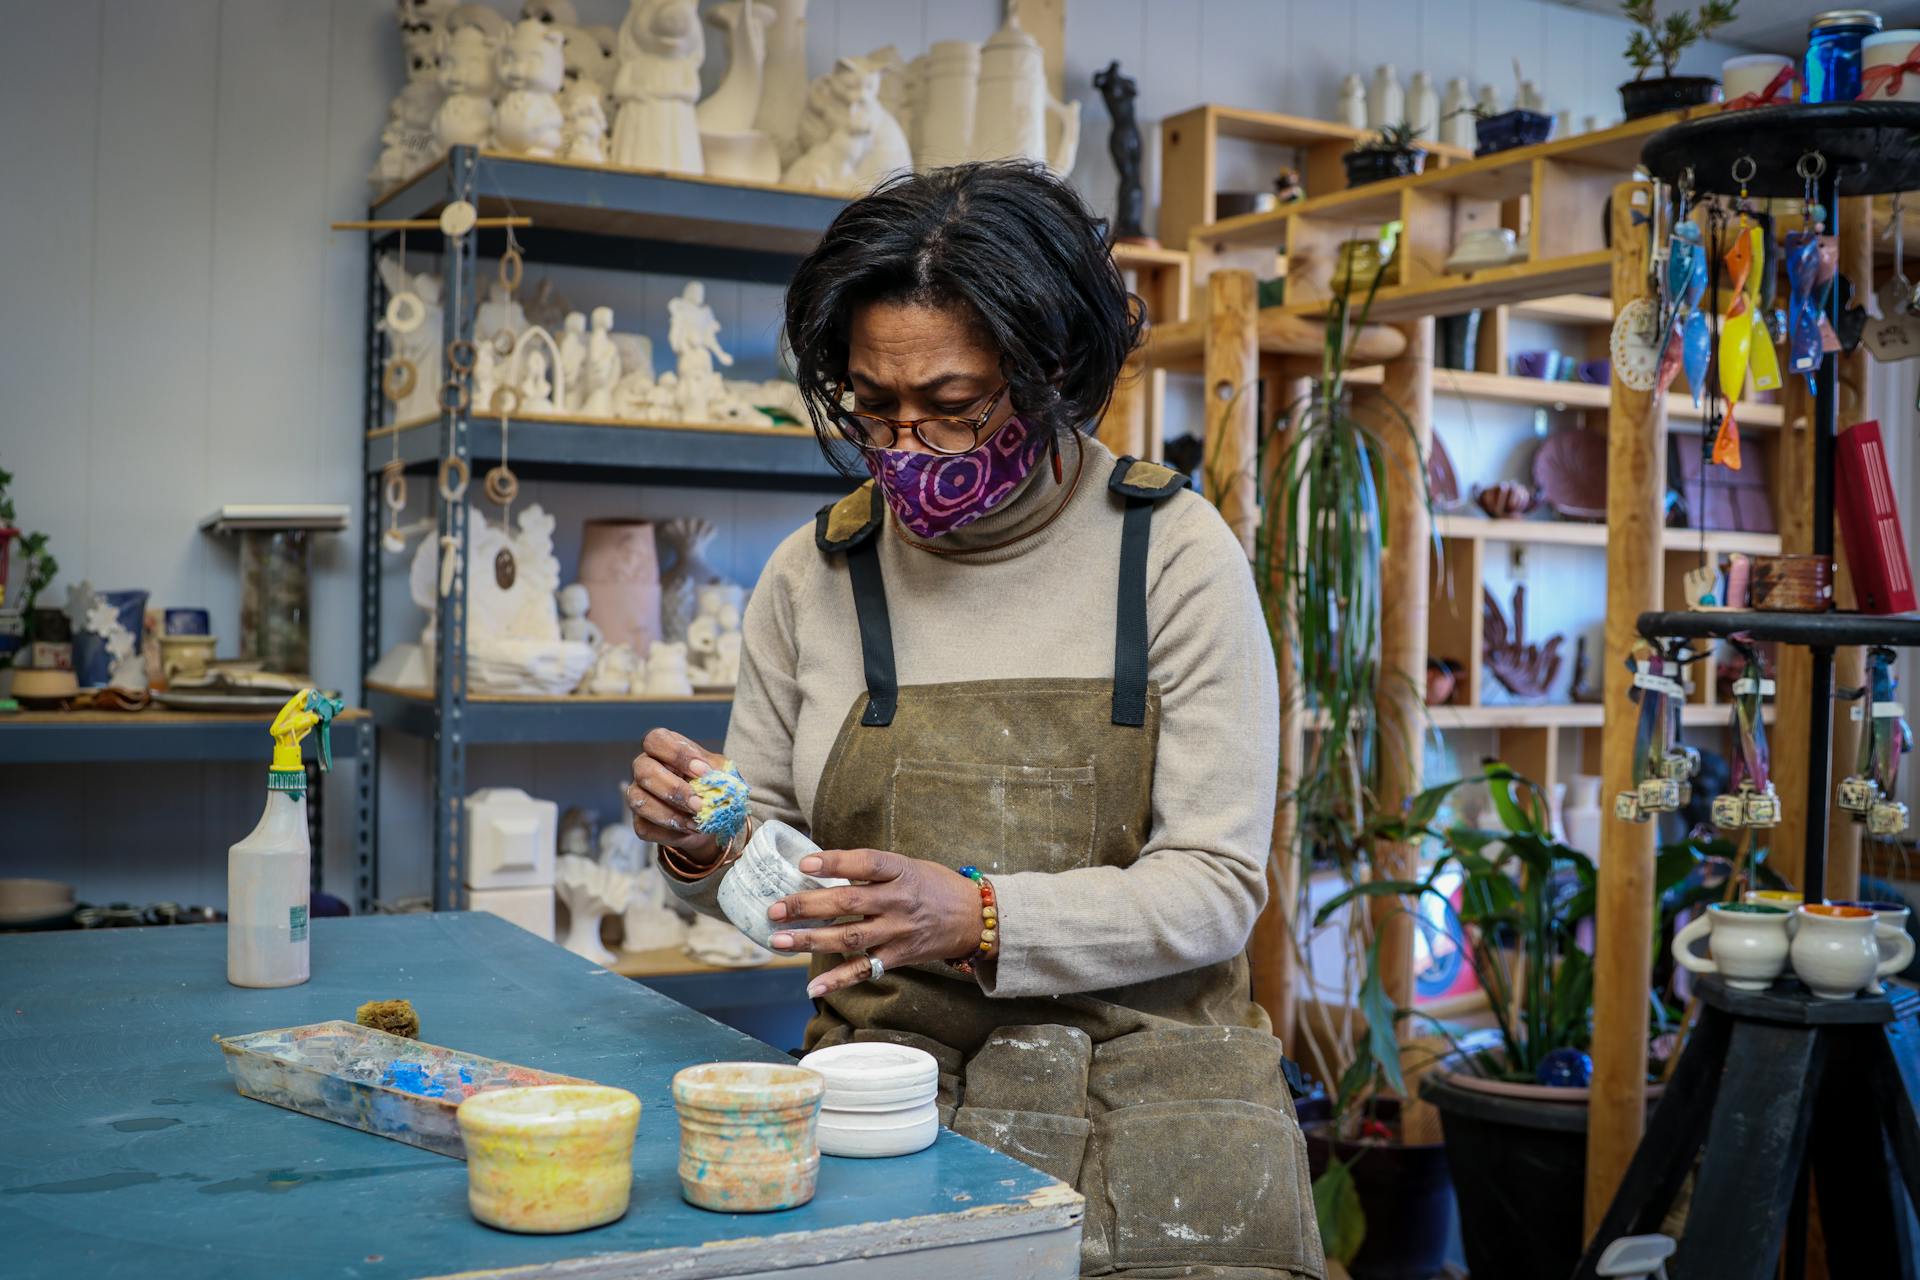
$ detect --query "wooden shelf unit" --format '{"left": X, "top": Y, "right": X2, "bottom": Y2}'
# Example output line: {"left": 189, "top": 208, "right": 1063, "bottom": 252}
{"left": 1099, "top": 242, "right": 1192, "bottom": 460}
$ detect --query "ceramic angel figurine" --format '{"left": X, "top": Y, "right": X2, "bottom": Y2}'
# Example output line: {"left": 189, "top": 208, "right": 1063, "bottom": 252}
{"left": 558, "top": 311, "right": 588, "bottom": 410}
{"left": 433, "top": 24, "right": 498, "bottom": 151}
{"left": 668, "top": 283, "right": 732, "bottom": 384}
{"left": 610, "top": 0, "right": 704, "bottom": 173}
{"left": 494, "top": 19, "right": 566, "bottom": 156}
{"left": 557, "top": 582, "right": 601, "bottom": 646}
{"left": 371, "top": 0, "right": 451, "bottom": 192}
{"left": 555, "top": 853, "right": 632, "bottom": 965}
{"left": 377, "top": 254, "right": 443, "bottom": 422}
{"left": 581, "top": 306, "right": 621, "bottom": 417}
{"left": 696, "top": 1, "right": 781, "bottom": 182}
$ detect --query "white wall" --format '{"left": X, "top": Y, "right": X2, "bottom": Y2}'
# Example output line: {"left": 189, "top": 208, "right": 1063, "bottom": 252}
{"left": 0, "top": 0, "right": 1756, "bottom": 907}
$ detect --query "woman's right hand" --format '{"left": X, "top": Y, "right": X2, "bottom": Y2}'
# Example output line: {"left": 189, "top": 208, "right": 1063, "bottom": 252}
{"left": 627, "top": 728, "right": 722, "bottom": 866}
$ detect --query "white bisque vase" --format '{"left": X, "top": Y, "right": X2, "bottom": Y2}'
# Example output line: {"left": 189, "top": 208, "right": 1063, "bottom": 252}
{"left": 698, "top": 2, "right": 781, "bottom": 182}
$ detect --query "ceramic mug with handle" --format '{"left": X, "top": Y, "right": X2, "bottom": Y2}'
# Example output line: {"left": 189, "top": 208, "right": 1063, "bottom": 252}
{"left": 1830, "top": 900, "right": 1913, "bottom": 994}
{"left": 1671, "top": 902, "right": 1793, "bottom": 991}
{"left": 1790, "top": 904, "right": 1916, "bottom": 999}
{"left": 1745, "top": 889, "right": 1804, "bottom": 935}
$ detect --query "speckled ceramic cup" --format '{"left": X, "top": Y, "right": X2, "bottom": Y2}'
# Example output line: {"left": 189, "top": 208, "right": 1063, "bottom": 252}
{"left": 457, "top": 1084, "right": 640, "bottom": 1233}
{"left": 716, "top": 819, "right": 848, "bottom": 949}
{"left": 673, "top": 1062, "right": 825, "bottom": 1212}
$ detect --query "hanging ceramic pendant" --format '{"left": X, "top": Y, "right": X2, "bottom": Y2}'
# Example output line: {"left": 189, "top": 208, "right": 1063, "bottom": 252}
{"left": 1784, "top": 230, "right": 1822, "bottom": 381}
{"left": 1610, "top": 297, "right": 1662, "bottom": 392}
{"left": 1746, "top": 226, "right": 1783, "bottom": 392}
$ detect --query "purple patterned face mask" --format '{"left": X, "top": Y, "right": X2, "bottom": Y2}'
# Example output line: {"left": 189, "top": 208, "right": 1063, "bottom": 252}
{"left": 863, "top": 414, "right": 1051, "bottom": 539}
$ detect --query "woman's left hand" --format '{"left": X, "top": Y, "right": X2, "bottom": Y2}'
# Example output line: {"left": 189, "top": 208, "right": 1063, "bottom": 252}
{"left": 767, "top": 849, "right": 984, "bottom": 998}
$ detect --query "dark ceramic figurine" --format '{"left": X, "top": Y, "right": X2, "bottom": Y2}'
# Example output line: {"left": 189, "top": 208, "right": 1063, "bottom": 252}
{"left": 1094, "top": 60, "right": 1150, "bottom": 244}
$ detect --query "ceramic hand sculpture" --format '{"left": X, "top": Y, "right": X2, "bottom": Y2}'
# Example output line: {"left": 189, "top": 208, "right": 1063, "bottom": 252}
{"left": 555, "top": 853, "right": 632, "bottom": 965}
{"left": 610, "top": 0, "right": 704, "bottom": 174}
{"left": 495, "top": 19, "right": 566, "bottom": 156}
{"left": 696, "top": 1, "right": 781, "bottom": 183}
{"left": 1484, "top": 583, "right": 1564, "bottom": 699}
{"left": 1094, "top": 61, "right": 1148, "bottom": 243}
{"left": 371, "top": 0, "right": 451, "bottom": 191}
{"left": 972, "top": 10, "right": 1079, "bottom": 174}
{"left": 433, "top": 24, "right": 498, "bottom": 151}
{"left": 581, "top": 306, "right": 621, "bottom": 417}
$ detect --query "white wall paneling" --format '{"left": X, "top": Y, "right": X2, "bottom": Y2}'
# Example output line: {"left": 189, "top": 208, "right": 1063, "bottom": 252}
{"left": 0, "top": 0, "right": 1761, "bottom": 905}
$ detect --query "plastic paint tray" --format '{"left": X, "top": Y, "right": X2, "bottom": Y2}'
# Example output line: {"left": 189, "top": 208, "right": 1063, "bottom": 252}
{"left": 215, "top": 1020, "right": 591, "bottom": 1158}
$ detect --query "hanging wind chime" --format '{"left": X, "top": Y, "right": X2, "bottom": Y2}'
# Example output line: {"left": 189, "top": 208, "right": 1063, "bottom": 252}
{"left": 1615, "top": 644, "right": 1698, "bottom": 822}
{"left": 1836, "top": 647, "right": 1914, "bottom": 837}
{"left": 1711, "top": 641, "right": 1779, "bottom": 829}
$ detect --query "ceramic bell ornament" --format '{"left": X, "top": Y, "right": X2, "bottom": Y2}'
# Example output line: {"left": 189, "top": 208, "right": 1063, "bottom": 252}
{"left": 610, "top": 0, "right": 704, "bottom": 174}
{"left": 972, "top": 9, "right": 1079, "bottom": 175}
{"left": 434, "top": 24, "right": 500, "bottom": 151}
{"left": 696, "top": 1, "right": 783, "bottom": 183}
{"left": 494, "top": 19, "right": 566, "bottom": 156}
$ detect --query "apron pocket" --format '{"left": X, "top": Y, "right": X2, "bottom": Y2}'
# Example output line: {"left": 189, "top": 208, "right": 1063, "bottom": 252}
{"left": 887, "top": 758, "right": 1097, "bottom": 875}
{"left": 950, "top": 1107, "right": 1092, "bottom": 1187}
{"left": 1088, "top": 1024, "right": 1291, "bottom": 1115}
{"left": 1090, "top": 1099, "right": 1321, "bottom": 1273}
{"left": 963, "top": 1025, "right": 1093, "bottom": 1118}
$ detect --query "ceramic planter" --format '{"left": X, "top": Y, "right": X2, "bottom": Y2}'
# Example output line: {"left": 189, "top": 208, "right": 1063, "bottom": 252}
{"left": 1791, "top": 904, "right": 1914, "bottom": 999}
{"left": 1301, "top": 1100, "right": 1452, "bottom": 1280}
{"left": 458, "top": 1084, "right": 640, "bottom": 1233}
{"left": 798, "top": 1042, "right": 940, "bottom": 1159}
{"left": 1618, "top": 75, "right": 1718, "bottom": 121}
{"left": 672, "top": 1062, "right": 824, "bottom": 1211}
{"left": 1473, "top": 109, "right": 1552, "bottom": 156}
{"left": 1343, "top": 146, "right": 1424, "bottom": 188}
{"left": 1671, "top": 902, "right": 1792, "bottom": 990}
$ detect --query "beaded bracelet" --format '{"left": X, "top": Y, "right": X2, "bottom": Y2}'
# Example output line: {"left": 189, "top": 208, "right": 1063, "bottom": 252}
{"left": 948, "top": 865, "right": 998, "bottom": 977}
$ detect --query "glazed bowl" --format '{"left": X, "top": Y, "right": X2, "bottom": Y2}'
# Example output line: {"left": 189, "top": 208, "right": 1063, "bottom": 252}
{"left": 457, "top": 1084, "right": 640, "bottom": 1234}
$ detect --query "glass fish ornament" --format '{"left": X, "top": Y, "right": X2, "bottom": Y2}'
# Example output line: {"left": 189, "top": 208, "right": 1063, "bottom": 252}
{"left": 1746, "top": 225, "right": 1782, "bottom": 392}
{"left": 1784, "top": 229, "right": 1821, "bottom": 384}
{"left": 1714, "top": 230, "right": 1751, "bottom": 469}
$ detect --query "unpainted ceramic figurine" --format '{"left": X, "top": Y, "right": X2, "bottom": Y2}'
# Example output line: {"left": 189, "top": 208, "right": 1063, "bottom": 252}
{"left": 866, "top": 45, "right": 911, "bottom": 147}
{"left": 1339, "top": 72, "right": 1366, "bottom": 130}
{"left": 684, "top": 912, "right": 770, "bottom": 966}
{"left": 377, "top": 254, "right": 444, "bottom": 422}
{"left": 1441, "top": 77, "right": 1475, "bottom": 150}
{"left": 783, "top": 95, "right": 875, "bottom": 191}
{"left": 557, "top": 582, "right": 601, "bottom": 646}
{"left": 610, "top": 0, "right": 704, "bottom": 173}
{"left": 668, "top": 283, "right": 732, "bottom": 383}
{"left": 495, "top": 19, "right": 566, "bottom": 156}
{"left": 755, "top": 0, "right": 810, "bottom": 162}
{"left": 599, "top": 803, "right": 686, "bottom": 951}
{"left": 973, "top": 11, "right": 1079, "bottom": 174}
{"left": 433, "top": 24, "right": 498, "bottom": 151}
{"left": 371, "top": 0, "right": 451, "bottom": 192}
{"left": 478, "top": 281, "right": 528, "bottom": 348}
{"left": 581, "top": 306, "right": 621, "bottom": 417}
{"left": 555, "top": 853, "right": 632, "bottom": 965}
{"left": 561, "top": 80, "right": 608, "bottom": 162}
{"left": 686, "top": 581, "right": 746, "bottom": 687}
{"left": 791, "top": 56, "right": 909, "bottom": 189}
{"left": 641, "top": 640, "right": 694, "bottom": 696}
{"left": 558, "top": 804, "right": 596, "bottom": 859}
{"left": 656, "top": 517, "right": 730, "bottom": 642}
{"left": 558, "top": 311, "right": 589, "bottom": 410}
{"left": 581, "top": 642, "right": 639, "bottom": 694}
{"left": 509, "top": 325, "right": 565, "bottom": 413}
{"left": 520, "top": 350, "right": 555, "bottom": 412}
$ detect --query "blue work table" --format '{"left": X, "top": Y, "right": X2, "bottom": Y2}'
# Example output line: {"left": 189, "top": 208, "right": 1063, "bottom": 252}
{"left": 0, "top": 912, "right": 1081, "bottom": 1279}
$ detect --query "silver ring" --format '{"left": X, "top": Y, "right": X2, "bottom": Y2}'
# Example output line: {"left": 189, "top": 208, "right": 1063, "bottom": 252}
{"left": 866, "top": 954, "right": 884, "bottom": 982}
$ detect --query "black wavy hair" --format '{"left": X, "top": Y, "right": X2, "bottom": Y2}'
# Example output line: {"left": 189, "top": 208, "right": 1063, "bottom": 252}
{"left": 783, "top": 161, "right": 1145, "bottom": 472}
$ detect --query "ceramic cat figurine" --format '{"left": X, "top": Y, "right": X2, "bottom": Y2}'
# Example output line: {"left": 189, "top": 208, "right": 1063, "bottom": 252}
{"left": 783, "top": 91, "right": 875, "bottom": 191}
{"left": 433, "top": 24, "right": 498, "bottom": 150}
{"left": 494, "top": 19, "right": 566, "bottom": 156}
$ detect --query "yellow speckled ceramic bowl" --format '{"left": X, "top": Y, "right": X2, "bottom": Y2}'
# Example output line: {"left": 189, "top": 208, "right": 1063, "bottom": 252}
{"left": 457, "top": 1084, "right": 640, "bottom": 1233}
{"left": 672, "top": 1062, "right": 824, "bottom": 1212}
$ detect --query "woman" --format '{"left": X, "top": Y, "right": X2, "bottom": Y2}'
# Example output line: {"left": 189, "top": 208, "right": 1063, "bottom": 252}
{"left": 629, "top": 163, "right": 1320, "bottom": 1277}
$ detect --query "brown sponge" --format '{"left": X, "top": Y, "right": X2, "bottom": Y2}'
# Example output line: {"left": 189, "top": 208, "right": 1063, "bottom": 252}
{"left": 355, "top": 998, "right": 420, "bottom": 1039}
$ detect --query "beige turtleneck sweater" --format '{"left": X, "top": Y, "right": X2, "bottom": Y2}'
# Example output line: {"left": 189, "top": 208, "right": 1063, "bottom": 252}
{"left": 667, "top": 433, "right": 1281, "bottom": 999}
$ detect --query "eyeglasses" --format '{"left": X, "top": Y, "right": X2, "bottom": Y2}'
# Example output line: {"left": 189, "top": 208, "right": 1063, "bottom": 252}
{"left": 831, "top": 384, "right": 1010, "bottom": 456}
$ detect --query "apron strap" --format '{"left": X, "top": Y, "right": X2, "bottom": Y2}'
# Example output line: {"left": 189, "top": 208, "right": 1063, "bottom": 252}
{"left": 847, "top": 536, "right": 899, "bottom": 726}
{"left": 1108, "top": 456, "right": 1189, "bottom": 727}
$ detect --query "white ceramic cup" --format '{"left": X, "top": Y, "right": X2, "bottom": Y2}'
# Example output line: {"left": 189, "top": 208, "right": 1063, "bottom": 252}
{"left": 1790, "top": 904, "right": 1916, "bottom": 1000}
{"left": 1831, "top": 900, "right": 1913, "bottom": 994}
{"left": 1671, "top": 902, "right": 1793, "bottom": 991}
{"left": 1744, "top": 889, "right": 1804, "bottom": 936}
{"left": 716, "top": 819, "right": 848, "bottom": 949}
{"left": 1721, "top": 53, "right": 1796, "bottom": 104}
{"left": 1863, "top": 31, "right": 1920, "bottom": 102}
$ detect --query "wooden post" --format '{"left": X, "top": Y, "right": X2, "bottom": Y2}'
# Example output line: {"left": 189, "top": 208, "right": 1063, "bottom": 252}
{"left": 1360, "top": 319, "right": 1434, "bottom": 1028}
{"left": 1825, "top": 195, "right": 1873, "bottom": 903}
{"left": 1587, "top": 182, "right": 1667, "bottom": 1235}
{"left": 1096, "top": 356, "right": 1150, "bottom": 459}
{"left": 1203, "top": 270, "right": 1260, "bottom": 555}
{"left": 1773, "top": 377, "right": 1815, "bottom": 885}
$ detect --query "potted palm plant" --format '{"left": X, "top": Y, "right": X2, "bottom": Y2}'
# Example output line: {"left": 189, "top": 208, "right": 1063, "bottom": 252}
{"left": 1325, "top": 763, "right": 1726, "bottom": 1280}
{"left": 1618, "top": 0, "right": 1737, "bottom": 120}
{"left": 1245, "top": 243, "right": 1452, "bottom": 1278}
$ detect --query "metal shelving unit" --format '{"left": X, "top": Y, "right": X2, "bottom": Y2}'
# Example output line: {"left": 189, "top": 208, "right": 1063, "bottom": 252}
{"left": 360, "top": 148, "right": 858, "bottom": 910}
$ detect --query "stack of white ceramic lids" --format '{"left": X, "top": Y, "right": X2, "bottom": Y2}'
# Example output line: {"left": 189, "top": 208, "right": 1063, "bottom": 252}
{"left": 797, "top": 1042, "right": 940, "bottom": 1158}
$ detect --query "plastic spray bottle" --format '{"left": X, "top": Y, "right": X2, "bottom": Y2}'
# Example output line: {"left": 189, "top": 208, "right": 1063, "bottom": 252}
{"left": 228, "top": 689, "right": 342, "bottom": 988}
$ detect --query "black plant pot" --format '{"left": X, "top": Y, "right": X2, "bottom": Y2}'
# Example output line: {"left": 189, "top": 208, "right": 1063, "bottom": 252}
{"left": 1421, "top": 1074, "right": 1594, "bottom": 1280}
{"left": 1304, "top": 1119, "right": 1453, "bottom": 1280}
{"left": 1618, "top": 75, "right": 1719, "bottom": 121}
{"left": 1344, "top": 146, "right": 1426, "bottom": 188}
{"left": 1474, "top": 109, "right": 1554, "bottom": 156}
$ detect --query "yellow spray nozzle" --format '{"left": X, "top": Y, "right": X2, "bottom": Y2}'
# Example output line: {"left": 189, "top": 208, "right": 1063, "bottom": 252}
{"left": 270, "top": 689, "right": 345, "bottom": 777}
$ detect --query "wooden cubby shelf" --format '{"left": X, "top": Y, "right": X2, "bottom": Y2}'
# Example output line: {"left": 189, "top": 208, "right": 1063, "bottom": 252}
{"left": 1435, "top": 514, "right": 1781, "bottom": 557}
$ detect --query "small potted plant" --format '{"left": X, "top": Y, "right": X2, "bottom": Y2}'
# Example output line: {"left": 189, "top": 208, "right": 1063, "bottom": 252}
{"left": 1343, "top": 121, "right": 1426, "bottom": 188}
{"left": 1619, "top": 0, "right": 1737, "bottom": 120}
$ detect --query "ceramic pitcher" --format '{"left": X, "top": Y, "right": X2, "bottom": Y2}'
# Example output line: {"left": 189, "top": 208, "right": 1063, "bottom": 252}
{"left": 1671, "top": 903, "right": 1792, "bottom": 991}
{"left": 969, "top": 14, "right": 1079, "bottom": 174}
{"left": 1790, "top": 904, "right": 1915, "bottom": 999}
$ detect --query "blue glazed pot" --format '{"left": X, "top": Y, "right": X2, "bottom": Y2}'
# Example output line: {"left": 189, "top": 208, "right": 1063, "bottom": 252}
{"left": 1474, "top": 109, "right": 1554, "bottom": 156}
{"left": 72, "top": 588, "right": 148, "bottom": 688}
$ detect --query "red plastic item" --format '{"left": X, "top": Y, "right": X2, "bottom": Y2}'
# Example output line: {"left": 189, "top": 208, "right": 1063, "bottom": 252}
{"left": 1836, "top": 420, "right": 1917, "bottom": 615}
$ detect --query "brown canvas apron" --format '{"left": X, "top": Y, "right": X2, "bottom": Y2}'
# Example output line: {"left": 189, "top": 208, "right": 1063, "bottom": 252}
{"left": 801, "top": 459, "right": 1323, "bottom": 1279}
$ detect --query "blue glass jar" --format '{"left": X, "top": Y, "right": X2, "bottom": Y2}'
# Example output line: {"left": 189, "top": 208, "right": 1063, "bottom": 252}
{"left": 1806, "top": 9, "right": 1883, "bottom": 102}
